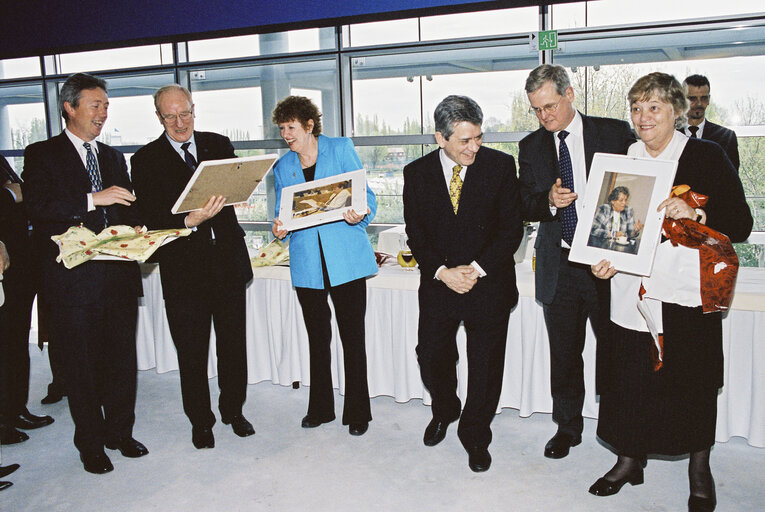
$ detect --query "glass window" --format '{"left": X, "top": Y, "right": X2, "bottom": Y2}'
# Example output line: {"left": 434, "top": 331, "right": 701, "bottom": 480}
{"left": 346, "top": 19, "right": 420, "bottom": 47}
{"left": 420, "top": 7, "right": 539, "bottom": 40}
{"left": 0, "top": 83, "right": 46, "bottom": 157}
{"left": 553, "top": 0, "right": 765, "bottom": 30}
{"left": 351, "top": 45, "right": 537, "bottom": 137}
{"left": 97, "top": 73, "right": 176, "bottom": 147}
{"left": 0, "top": 57, "right": 41, "bottom": 79}
{"left": 187, "top": 28, "right": 336, "bottom": 61}
{"left": 56, "top": 44, "right": 173, "bottom": 73}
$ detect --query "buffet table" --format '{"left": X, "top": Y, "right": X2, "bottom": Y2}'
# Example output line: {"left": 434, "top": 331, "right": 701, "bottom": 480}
{"left": 135, "top": 261, "right": 765, "bottom": 447}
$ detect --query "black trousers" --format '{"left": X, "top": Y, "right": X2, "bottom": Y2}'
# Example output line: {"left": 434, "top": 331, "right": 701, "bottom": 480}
{"left": 49, "top": 294, "right": 138, "bottom": 454}
{"left": 0, "top": 259, "right": 38, "bottom": 420}
{"left": 165, "top": 282, "right": 248, "bottom": 429}
{"left": 542, "top": 249, "right": 609, "bottom": 437}
{"left": 295, "top": 277, "right": 371, "bottom": 425}
{"left": 417, "top": 296, "right": 511, "bottom": 450}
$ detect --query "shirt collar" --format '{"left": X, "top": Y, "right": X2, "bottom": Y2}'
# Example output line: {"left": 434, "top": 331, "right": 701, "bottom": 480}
{"left": 165, "top": 132, "right": 196, "bottom": 152}
{"left": 555, "top": 110, "right": 583, "bottom": 138}
{"left": 64, "top": 128, "right": 98, "bottom": 153}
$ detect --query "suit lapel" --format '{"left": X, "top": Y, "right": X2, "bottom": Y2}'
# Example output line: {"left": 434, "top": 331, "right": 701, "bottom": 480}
{"left": 581, "top": 113, "right": 597, "bottom": 176}
{"left": 426, "top": 150, "right": 456, "bottom": 216}
{"left": 55, "top": 133, "right": 92, "bottom": 191}
{"left": 157, "top": 133, "right": 194, "bottom": 182}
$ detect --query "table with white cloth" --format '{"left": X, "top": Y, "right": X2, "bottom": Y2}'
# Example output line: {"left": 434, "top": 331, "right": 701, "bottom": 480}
{"left": 136, "top": 261, "right": 765, "bottom": 447}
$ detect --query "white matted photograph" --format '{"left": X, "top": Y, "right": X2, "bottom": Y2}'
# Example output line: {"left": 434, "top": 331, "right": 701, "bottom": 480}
{"left": 569, "top": 153, "right": 678, "bottom": 276}
{"left": 278, "top": 169, "right": 368, "bottom": 231}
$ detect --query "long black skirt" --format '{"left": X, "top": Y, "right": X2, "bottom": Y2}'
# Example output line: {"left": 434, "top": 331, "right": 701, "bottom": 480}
{"left": 597, "top": 305, "right": 721, "bottom": 457}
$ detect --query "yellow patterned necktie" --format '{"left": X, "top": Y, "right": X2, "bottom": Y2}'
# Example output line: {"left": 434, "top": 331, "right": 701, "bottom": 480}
{"left": 449, "top": 164, "right": 463, "bottom": 214}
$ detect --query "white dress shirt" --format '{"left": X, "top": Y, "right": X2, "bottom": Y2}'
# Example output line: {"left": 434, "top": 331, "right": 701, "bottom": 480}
{"left": 549, "top": 111, "right": 586, "bottom": 249}
{"left": 434, "top": 149, "right": 486, "bottom": 280}
{"left": 64, "top": 128, "right": 100, "bottom": 212}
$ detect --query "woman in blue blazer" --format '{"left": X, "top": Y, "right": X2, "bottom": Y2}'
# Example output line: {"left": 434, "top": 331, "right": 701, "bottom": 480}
{"left": 271, "top": 96, "right": 377, "bottom": 436}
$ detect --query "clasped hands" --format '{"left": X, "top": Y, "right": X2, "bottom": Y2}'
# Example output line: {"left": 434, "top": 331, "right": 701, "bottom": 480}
{"left": 439, "top": 265, "right": 480, "bottom": 294}
{"left": 271, "top": 208, "right": 371, "bottom": 240}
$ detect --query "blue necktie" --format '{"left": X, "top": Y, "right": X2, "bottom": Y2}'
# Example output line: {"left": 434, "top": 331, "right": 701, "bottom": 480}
{"left": 181, "top": 142, "right": 197, "bottom": 171}
{"left": 83, "top": 142, "right": 108, "bottom": 227}
{"left": 557, "top": 130, "right": 577, "bottom": 245}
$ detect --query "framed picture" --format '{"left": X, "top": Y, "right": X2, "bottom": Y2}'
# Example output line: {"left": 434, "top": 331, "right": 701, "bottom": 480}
{"left": 278, "top": 169, "right": 368, "bottom": 231}
{"left": 171, "top": 154, "right": 277, "bottom": 214}
{"left": 568, "top": 153, "right": 677, "bottom": 276}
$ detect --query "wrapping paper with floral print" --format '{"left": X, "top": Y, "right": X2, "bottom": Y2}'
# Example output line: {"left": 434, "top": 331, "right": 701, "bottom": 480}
{"left": 250, "top": 239, "right": 289, "bottom": 267}
{"left": 52, "top": 225, "right": 192, "bottom": 269}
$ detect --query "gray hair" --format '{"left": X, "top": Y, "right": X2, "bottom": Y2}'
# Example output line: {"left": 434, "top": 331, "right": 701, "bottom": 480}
{"left": 60, "top": 73, "right": 107, "bottom": 122}
{"left": 154, "top": 84, "right": 193, "bottom": 113}
{"left": 434, "top": 95, "right": 483, "bottom": 140}
{"left": 525, "top": 64, "right": 571, "bottom": 96}
{"left": 608, "top": 186, "right": 630, "bottom": 202}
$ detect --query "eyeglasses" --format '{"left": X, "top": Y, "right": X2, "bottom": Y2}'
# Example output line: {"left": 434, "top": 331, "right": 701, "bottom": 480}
{"left": 528, "top": 96, "right": 564, "bottom": 116}
{"left": 160, "top": 110, "right": 193, "bottom": 123}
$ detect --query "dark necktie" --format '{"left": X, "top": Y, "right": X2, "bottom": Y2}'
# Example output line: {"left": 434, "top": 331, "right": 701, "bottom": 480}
{"left": 688, "top": 126, "right": 699, "bottom": 138}
{"left": 181, "top": 142, "right": 197, "bottom": 171}
{"left": 557, "top": 130, "right": 577, "bottom": 246}
{"left": 83, "top": 142, "right": 108, "bottom": 227}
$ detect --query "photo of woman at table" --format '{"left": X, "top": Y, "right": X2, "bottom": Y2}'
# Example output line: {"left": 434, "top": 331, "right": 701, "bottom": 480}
{"left": 271, "top": 95, "right": 377, "bottom": 437}
{"left": 587, "top": 185, "right": 644, "bottom": 253}
{"left": 589, "top": 72, "right": 752, "bottom": 512}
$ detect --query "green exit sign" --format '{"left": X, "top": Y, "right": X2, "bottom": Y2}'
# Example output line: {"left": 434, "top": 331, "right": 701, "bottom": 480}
{"left": 538, "top": 30, "right": 558, "bottom": 50}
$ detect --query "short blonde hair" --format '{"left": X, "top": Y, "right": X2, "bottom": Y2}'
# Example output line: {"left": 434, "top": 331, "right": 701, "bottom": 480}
{"left": 628, "top": 72, "right": 688, "bottom": 128}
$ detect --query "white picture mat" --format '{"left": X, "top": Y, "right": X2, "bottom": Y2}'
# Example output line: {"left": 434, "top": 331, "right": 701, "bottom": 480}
{"left": 278, "top": 169, "right": 367, "bottom": 231}
{"left": 171, "top": 154, "right": 277, "bottom": 214}
{"left": 568, "top": 153, "right": 678, "bottom": 276}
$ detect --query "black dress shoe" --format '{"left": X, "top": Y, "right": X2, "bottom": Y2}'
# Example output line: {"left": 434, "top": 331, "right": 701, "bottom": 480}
{"left": 543, "top": 431, "right": 582, "bottom": 459}
{"left": 349, "top": 422, "right": 369, "bottom": 436}
{"left": 0, "top": 464, "right": 20, "bottom": 478}
{"left": 467, "top": 446, "right": 492, "bottom": 472}
{"left": 0, "top": 424, "right": 29, "bottom": 445}
{"left": 80, "top": 450, "right": 114, "bottom": 474}
{"left": 14, "top": 410, "right": 55, "bottom": 430}
{"left": 588, "top": 468, "right": 644, "bottom": 496}
{"left": 423, "top": 417, "right": 455, "bottom": 447}
{"left": 105, "top": 437, "right": 149, "bottom": 458}
{"left": 301, "top": 415, "right": 334, "bottom": 428}
{"left": 41, "top": 390, "right": 64, "bottom": 405}
{"left": 223, "top": 415, "right": 255, "bottom": 438}
{"left": 0, "top": 481, "right": 12, "bottom": 491}
{"left": 688, "top": 495, "right": 716, "bottom": 512}
{"left": 191, "top": 427, "right": 215, "bottom": 449}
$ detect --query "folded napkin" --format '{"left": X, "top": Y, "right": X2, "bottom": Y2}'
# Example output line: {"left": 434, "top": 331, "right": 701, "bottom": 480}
{"left": 52, "top": 225, "right": 192, "bottom": 269}
{"left": 250, "top": 239, "right": 289, "bottom": 267}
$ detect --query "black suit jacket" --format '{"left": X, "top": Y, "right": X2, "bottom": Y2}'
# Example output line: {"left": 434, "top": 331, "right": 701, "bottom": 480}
{"left": 22, "top": 132, "right": 142, "bottom": 306}
{"left": 518, "top": 113, "right": 635, "bottom": 304}
{"left": 403, "top": 147, "right": 522, "bottom": 319}
{"left": 130, "top": 131, "right": 252, "bottom": 300}
{"left": 702, "top": 121, "right": 739, "bottom": 172}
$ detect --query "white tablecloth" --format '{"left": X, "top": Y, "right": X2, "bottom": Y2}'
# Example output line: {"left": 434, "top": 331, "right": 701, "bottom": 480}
{"left": 136, "top": 262, "right": 765, "bottom": 447}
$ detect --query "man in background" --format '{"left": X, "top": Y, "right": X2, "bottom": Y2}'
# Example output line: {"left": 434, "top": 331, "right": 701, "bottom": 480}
{"left": 682, "top": 74, "right": 739, "bottom": 171}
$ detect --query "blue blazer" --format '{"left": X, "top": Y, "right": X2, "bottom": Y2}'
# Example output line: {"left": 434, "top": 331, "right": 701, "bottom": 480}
{"left": 273, "top": 135, "right": 377, "bottom": 289}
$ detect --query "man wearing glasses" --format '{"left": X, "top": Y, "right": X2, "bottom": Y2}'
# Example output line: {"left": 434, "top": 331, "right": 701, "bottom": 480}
{"left": 518, "top": 64, "right": 634, "bottom": 460}
{"left": 131, "top": 85, "right": 254, "bottom": 450}
{"left": 682, "top": 74, "right": 739, "bottom": 171}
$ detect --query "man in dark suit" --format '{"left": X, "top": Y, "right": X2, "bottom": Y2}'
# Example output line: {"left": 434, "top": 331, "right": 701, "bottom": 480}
{"left": 0, "top": 156, "right": 54, "bottom": 446}
{"left": 519, "top": 64, "right": 635, "bottom": 460}
{"left": 682, "top": 74, "right": 739, "bottom": 171}
{"left": 403, "top": 95, "right": 522, "bottom": 472}
{"left": 131, "top": 85, "right": 254, "bottom": 449}
{"left": 23, "top": 73, "right": 148, "bottom": 474}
